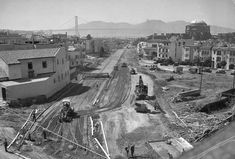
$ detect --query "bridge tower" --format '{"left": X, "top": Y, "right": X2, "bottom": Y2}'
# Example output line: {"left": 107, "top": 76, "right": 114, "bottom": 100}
{"left": 75, "top": 16, "right": 79, "bottom": 37}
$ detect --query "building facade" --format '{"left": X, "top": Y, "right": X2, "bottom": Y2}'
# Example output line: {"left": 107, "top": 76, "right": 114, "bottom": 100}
{"left": 185, "top": 20, "right": 211, "bottom": 40}
{"left": 0, "top": 47, "right": 70, "bottom": 101}
{"left": 0, "top": 32, "right": 27, "bottom": 44}
{"left": 169, "top": 37, "right": 194, "bottom": 62}
{"left": 212, "top": 47, "right": 235, "bottom": 70}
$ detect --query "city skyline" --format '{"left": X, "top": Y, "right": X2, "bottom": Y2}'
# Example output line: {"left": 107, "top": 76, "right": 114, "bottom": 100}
{"left": 1, "top": 0, "right": 235, "bottom": 30}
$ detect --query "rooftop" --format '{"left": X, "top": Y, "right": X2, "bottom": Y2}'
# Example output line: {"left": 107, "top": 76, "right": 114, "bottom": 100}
{"left": 0, "top": 48, "right": 60, "bottom": 65}
{"left": 1, "top": 76, "right": 50, "bottom": 87}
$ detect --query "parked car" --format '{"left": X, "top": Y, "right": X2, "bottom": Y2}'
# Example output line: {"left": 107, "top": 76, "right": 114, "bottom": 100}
{"left": 122, "top": 62, "right": 127, "bottom": 67}
{"left": 160, "top": 62, "right": 168, "bottom": 66}
{"left": 202, "top": 68, "right": 212, "bottom": 73}
{"left": 216, "top": 69, "right": 226, "bottom": 74}
{"left": 173, "top": 62, "right": 179, "bottom": 66}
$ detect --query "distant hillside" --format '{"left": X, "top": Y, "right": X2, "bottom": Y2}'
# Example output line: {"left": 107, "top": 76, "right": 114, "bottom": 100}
{"left": 56, "top": 20, "right": 235, "bottom": 37}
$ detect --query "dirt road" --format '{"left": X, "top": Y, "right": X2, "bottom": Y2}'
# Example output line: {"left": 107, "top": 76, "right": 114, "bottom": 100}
{"left": 101, "top": 49, "right": 172, "bottom": 159}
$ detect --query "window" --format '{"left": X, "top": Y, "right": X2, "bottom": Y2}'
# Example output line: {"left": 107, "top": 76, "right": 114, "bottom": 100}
{"left": 28, "top": 62, "right": 33, "bottom": 69}
{"left": 58, "top": 75, "right": 60, "bottom": 82}
{"left": 57, "top": 59, "right": 59, "bottom": 64}
{"left": 178, "top": 42, "right": 181, "bottom": 46}
{"left": 152, "top": 44, "right": 157, "bottom": 48}
{"left": 42, "top": 61, "right": 47, "bottom": 68}
{"left": 183, "top": 42, "right": 185, "bottom": 45}
{"left": 62, "top": 58, "right": 64, "bottom": 64}
{"left": 54, "top": 78, "right": 56, "bottom": 83}
{"left": 217, "top": 51, "right": 221, "bottom": 55}
{"left": 216, "top": 57, "right": 221, "bottom": 62}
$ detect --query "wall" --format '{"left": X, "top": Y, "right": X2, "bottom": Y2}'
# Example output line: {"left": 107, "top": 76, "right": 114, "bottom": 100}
{"left": 0, "top": 58, "right": 9, "bottom": 78}
{"left": 68, "top": 50, "right": 84, "bottom": 68}
{"left": 53, "top": 47, "right": 70, "bottom": 95}
{"left": 20, "top": 57, "right": 55, "bottom": 78}
{"left": 8, "top": 64, "right": 22, "bottom": 80}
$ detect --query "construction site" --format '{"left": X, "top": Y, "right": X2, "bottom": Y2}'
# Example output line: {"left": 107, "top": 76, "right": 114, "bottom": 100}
{"left": 0, "top": 47, "right": 235, "bottom": 159}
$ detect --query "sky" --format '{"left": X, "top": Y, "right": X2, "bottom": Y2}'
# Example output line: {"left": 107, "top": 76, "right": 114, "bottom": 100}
{"left": 0, "top": 0, "right": 235, "bottom": 30}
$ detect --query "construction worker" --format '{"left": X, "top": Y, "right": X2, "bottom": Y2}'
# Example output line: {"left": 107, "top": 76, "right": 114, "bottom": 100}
{"left": 3, "top": 138, "right": 8, "bottom": 152}
{"left": 125, "top": 146, "right": 129, "bottom": 157}
{"left": 32, "top": 109, "right": 36, "bottom": 122}
{"left": 167, "top": 152, "right": 173, "bottom": 159}
{"left": 42, "top": 129, "right": 47, "bottom": 140}
{"left": 96, "top": 83, "right": 99, "bottom": 90}
{"left": 130, "top": 144, "right": 135, "bottom": 157}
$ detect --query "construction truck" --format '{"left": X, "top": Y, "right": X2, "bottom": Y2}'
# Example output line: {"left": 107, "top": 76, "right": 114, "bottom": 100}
{"left": 135, "top": 76, "right": 148, "bottom": 100}
{"left": 130, "top": 68, "right": 136, "bottom": 75}
{"left": 59, "top": 99, "right": 75, "bottom": 122}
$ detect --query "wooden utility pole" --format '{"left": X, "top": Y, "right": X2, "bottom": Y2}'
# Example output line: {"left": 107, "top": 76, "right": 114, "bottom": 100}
{"left": 233, "top": 69, "right": 235, "bottom": 88}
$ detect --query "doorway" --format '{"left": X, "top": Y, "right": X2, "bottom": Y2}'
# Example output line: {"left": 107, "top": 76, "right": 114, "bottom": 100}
{"left": 2, "top": 87, "right": 6, "bottom": 100}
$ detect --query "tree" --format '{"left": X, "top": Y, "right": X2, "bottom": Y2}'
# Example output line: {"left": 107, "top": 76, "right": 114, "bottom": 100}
{"left": 86, "top": 34, "right": 92, "bottom": 40}
{"left": 229, "top": 64, "right": 235, "bottom": 69}
{"left": 203, "top": 58, "right": 212, "bottom": 67}
{"left": 99, "top": 47, "right": 105, "bottom": 57}
{"left": 220, "top": 61, "right": 227, "bottom": 69}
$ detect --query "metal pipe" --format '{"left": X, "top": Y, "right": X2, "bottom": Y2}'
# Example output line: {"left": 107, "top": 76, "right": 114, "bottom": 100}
{"left": 100, "top": 120, "right": 109, "bottom": 155}
{"left": 94, "top": 138, "right": 110, "bottom": 159}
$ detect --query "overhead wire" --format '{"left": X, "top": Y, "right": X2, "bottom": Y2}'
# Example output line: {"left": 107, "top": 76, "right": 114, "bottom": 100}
{"left": 2, "top": 106, "right": 107, "bottom": 159}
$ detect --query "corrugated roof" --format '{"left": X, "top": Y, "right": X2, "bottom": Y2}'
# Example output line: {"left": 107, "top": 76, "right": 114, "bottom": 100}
{"left": 0, "top": 48, "right": 59, "bottom": 64}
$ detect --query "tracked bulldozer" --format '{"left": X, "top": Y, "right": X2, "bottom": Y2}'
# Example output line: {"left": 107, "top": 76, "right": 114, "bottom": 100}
{"left": 135, "top": 76, "right": 148, "bottom": 100}
{"left": 59, "top": 99, "right": 75, "bottom": 122}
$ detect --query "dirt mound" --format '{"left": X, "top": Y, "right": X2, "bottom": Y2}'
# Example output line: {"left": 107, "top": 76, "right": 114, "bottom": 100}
{"left": 0, "top": 127, "right": 16, "bottom": 141}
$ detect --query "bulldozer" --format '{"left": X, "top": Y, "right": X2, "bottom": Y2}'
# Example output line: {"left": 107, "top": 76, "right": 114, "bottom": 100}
{"left": 130, "top": 68, "right": 136, "bottom": 75}
{"left": 135, "top": 76, "right": 148, "bottom": 100}
{"left": 59, "top": 99, "right": 75, "bottom": 122}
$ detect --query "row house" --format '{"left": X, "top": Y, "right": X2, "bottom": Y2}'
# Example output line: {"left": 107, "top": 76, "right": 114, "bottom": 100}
{"left": 139, "top": 40, "right": 170, "bottom": 60}
{"left": 0, "top": 47, "right": 70, "bottom": 101}
{"left": 212, "top": 47, "right": 235, "bottom": 70}
{"left": 169, "top": 37, "right": 194, "bottom": 62}
{"left": 182, "top": 44, "right": 213, "bottom": 64}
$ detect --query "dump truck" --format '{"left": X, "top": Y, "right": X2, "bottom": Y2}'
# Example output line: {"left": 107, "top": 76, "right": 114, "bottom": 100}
{"left": 135, "top": 76, "right": 148, "bottom": 100}
{"left": 59, "top": 99, "right": 75, "bottom": 122}
{"left": 122, "top": 62, "right": 127, "bottom": 67}
{"left": 174, "top": 66, "right": 183, "bottom": 74}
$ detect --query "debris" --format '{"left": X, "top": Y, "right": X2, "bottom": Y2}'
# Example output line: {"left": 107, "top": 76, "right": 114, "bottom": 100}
{"left": 162, "top": 86, "right": 169, "bottom": 91}
{"left": 68, "top": 144, "right": 75, "bottom": 150}
{"left": 166, "top": 76, "right": 174, "bottom": 82}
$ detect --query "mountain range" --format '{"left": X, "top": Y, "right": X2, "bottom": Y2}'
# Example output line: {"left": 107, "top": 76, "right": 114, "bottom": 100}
{"left": 57, "top": 20, "right": 235, "bottom": 37}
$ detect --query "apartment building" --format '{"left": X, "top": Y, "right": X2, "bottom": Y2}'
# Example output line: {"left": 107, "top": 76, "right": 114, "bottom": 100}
{"left": 212, "top": 47, "right": 235, "bottom": 70}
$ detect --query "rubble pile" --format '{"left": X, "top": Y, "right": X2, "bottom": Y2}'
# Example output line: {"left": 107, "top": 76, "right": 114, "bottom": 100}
{"left": 179, "top": 112, "right": 230, "bottom": 142}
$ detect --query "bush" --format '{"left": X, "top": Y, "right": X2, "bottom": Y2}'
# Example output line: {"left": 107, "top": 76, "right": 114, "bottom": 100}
{"left": 229, "top": 64, "right": 235, "bottom": 69}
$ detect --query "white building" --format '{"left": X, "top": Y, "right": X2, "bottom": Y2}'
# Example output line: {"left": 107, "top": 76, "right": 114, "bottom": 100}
{"left": 212, "top": 47, "right": 235, "bottom": 70}
{"left": 0, "top": 47, "right": 70, "bottom": 101}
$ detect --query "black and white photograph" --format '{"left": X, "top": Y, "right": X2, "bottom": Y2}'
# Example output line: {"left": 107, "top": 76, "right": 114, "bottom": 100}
{"left": 0, "top": 0, "right": 235, "bottom": 158}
